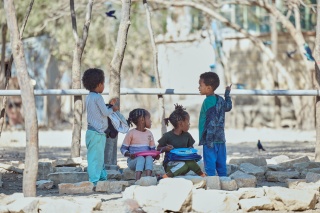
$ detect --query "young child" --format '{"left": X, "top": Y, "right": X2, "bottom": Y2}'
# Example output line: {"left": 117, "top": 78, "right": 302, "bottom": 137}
{"left": 82, "top": 68, "right": 119, "bottom": 186}
{"left": 120, "top": 108, "right": 157, "bottom": 181}
{"left": 157, "top": 104, "right": 206, "bottom": 178}
{"left": 198, "top": 72, "right": 232, "bottom": 176}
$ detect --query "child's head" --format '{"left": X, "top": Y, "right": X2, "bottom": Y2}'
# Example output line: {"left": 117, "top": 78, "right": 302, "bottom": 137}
{"left": 127, "top": 108, "right": 151, "bottom": 129}
{"left": 199, "top": 72, "right": 220, "bottom": 95}
{"left": 164, "top": 104, "right": 190, "bottom": 132}
{"left": 82, "top": 68, "right": 105, "bottom": 93}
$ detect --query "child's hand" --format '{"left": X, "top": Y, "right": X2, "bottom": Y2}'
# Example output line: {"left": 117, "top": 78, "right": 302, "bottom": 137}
{"left": 166, "top": 145, "right": 174, "bottom": 151}
{"left": 112, "top": 105, "right": 119, "bottom": 112}
{"left": 110, "top": 98, "right": 120, "bottom": 111}
{"left": 129, "top": 153, "right": 136, "bottom": 159}
{"left": 226, "top": 84, "right": 232, "bottom": 91}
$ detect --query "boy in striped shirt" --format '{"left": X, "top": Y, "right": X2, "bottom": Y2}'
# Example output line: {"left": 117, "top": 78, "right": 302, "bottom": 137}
{"left": 82, "top": 68, "right": 119, "bottom": 186}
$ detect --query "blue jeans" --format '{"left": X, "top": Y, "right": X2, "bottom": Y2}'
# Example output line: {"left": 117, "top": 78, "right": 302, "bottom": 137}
{"left": 86, "top": 130, "right": 107, "bottom": 185}
{"left": 203, "top": 143, "right": 227, "bottom": 176}
{"left": 128, "top": 156, "right": 153, "bottom": 172}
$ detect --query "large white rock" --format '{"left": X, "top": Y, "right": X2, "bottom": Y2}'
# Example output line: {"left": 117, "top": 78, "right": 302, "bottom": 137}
{"left": 192, "top": 189, "right": 239, "bottom": 213}
{"left": 288, "top": 181, "right": 320, "bottom": 193}
{"left": 0, "top": 205, "right": 8, "bottom": 213}
{"left": 264, "top": 186, "right": 318, "bottom": 211}
{"left": 158, "top": 178, "right": 193, "bottom": 212}
{"left": 6, "top": 197, "right": 39, "bottom": 213}
{"left": 176, "top": 176, "right": 206, "bottom": 189}
{"left": 239, "top": 197, "right": 274, "bottom": 212}
{"left": 122, "top": 185, "right": 139, "bottom": 200}
{"left": 133, "top": 185, "right": 163, "bottom": 208}
{"left": 238, "top": 187, "right": 265, "bottom": 199}
{"left": 0, "top": 193, "right": 24, "bottom": 206}
{"left": 286, "top": 179, "right": 306, "bottom": 188}
{"left": 39, "top": 199, "right": 82, "bottom": 213}
{"left": 72, "top": 197, "right": 102, "bottom": 212}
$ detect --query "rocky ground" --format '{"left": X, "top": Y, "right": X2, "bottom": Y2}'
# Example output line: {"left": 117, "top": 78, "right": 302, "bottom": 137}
{"left": 0, "top": 128, "right": 318, "bottom": 212}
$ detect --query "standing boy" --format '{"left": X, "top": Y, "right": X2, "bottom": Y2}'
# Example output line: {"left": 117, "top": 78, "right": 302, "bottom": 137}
{"left": 198, "top": 72, "right": 232, "bottom": 176}
{"left": 82, "top": 68, "right": 119, "bottom": 186}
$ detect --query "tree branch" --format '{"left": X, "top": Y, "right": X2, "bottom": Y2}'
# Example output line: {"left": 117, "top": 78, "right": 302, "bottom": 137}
{"left": 19, "top": 0, "right": 34, "bottom": 39}
{"left": 70, "top": 0, "right": 79, "bottom": 42}
{"left": 81, "top": 0, "right": 94, "bottom": 49}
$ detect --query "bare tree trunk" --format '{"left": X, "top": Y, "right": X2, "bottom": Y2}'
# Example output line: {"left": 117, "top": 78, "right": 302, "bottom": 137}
{"left": 314, "top": 0, "right": 320, "bottom": 161}
{"left": 105, "top": 0, "right": 131, "bottom": 167}
{"left": 271, "top": 0, "right": 281, "bottom": 129}
{"left": 0, "top": 24, "right": 8, "bottom": 135}
{"left": 0, "top": 0, "right": 34, "bottom": 137}
{"left": 143, "top": 0, "right": 167, "bottom": 135}
{"left": 0, "top": 24, "right": 7, "bottom": 89}
{"left": 4, "top": 0, "right": 38, "bottom": 197}
{"left": 292, "top": 3, "right": 314, "bottom": 130}
{"left": 70, "top": 0, "right": 93, "bottom": 158}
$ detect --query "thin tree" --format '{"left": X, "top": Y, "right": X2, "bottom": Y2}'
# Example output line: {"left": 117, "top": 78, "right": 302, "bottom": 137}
{"left": 0, "top": 0, "right": 34, "bottom": 136}
{"left": 314, "top": 0, "right": 320, "bottom": 161}
{"left": 270, "top": 0, "right": 281, "bottom": 129}
{"left": 0, "top": 23, "right": 7, "bottom": 135}
{"left": 70, "top": 0, "right": 93, "bottom": 157}
{"left": 105, "top": 0, "right": 132, "bottom": 166}
{"left": 4, "top": 0, "right": 38, "bottom": 197}
{"left": 143, "top": 0, "right": 167, "bottom": 135}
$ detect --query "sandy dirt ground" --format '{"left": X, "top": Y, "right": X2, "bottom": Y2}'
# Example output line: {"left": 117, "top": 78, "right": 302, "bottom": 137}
{"left": 0, "top": 127, "right": 317, "bottom": 212}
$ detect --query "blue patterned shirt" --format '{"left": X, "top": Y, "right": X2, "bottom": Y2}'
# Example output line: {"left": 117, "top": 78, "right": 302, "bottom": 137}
{"left": 199, "top": 90, "right": 232, "bottom": 147}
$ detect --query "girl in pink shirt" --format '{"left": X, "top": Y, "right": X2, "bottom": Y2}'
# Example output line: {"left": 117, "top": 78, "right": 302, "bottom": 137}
{"left": 120, "top": 108, "right": 159, "bottom": 181}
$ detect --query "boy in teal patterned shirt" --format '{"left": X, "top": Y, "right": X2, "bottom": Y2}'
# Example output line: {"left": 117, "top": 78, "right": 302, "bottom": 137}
{"left": 198, "top": 72, "right": 232, "bottom": 176}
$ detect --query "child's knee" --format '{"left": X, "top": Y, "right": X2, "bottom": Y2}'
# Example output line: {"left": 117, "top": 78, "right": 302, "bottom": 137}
{"left": 136, "top": 156, "right": 146, "bottom": 163}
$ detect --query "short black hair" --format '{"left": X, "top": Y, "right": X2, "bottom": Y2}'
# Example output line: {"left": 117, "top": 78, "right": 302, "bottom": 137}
{"left": 164, "top": 104, "right": 189, "bottom": 128}
{"left": 200, "top": 72, "right": 220, "bottom": 91}
{"left": 82, "top": 68, "right": 105, "bottom": 91}
{"left": 127, "top": 108, "right": 149, "bottom": 127}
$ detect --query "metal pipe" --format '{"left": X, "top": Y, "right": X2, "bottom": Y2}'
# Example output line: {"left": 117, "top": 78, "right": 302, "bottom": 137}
{"left": 0, "top": 88, "right": 318, "bottom": 96}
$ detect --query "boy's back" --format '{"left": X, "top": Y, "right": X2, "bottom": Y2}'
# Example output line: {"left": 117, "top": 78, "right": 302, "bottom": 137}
{"left": 86, "top": 92, "right": 113, "bottom": 133}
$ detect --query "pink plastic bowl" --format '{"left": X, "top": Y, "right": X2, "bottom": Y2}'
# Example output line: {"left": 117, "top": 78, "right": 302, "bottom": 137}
{"left": 135, "top": 150, "right": 161, "bottom": 158}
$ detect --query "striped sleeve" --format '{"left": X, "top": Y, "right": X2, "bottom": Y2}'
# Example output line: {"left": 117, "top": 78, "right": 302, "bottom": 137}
{"left": 96, "top": 95, "right": 113, "bottom": 117}
{"left": 120, "top": 130, "right": 132, "bottom": 155}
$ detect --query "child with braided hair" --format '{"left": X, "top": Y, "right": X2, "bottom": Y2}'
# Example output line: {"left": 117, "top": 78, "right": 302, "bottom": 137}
{"left": 120, "top": 108, "right": 158, "bottom": 181}
{"left": 157, "top": 104, "right": 206, "bottom": 179}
